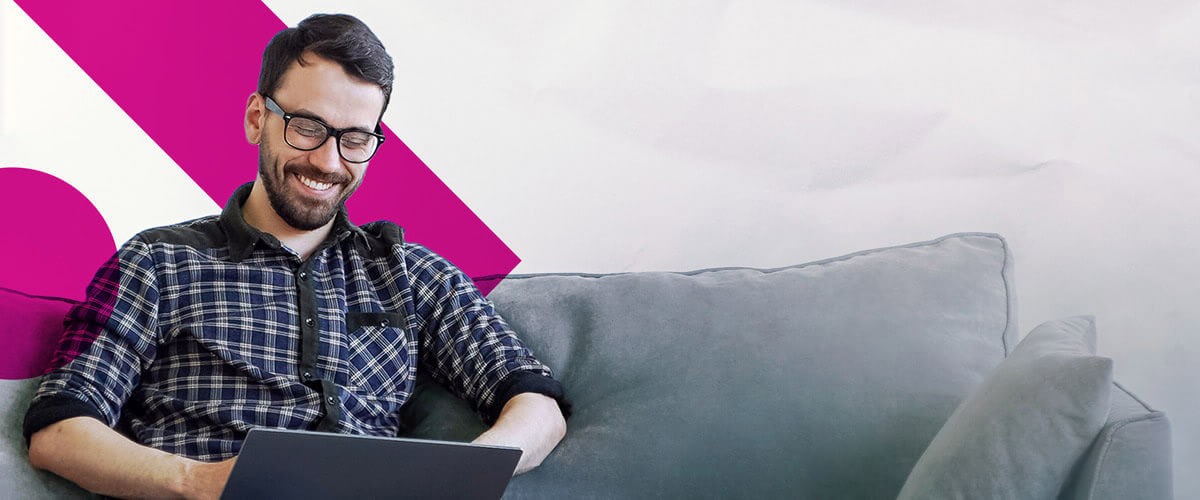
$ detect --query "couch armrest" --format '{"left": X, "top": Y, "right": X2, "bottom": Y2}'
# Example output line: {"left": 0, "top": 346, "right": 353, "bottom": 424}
{"left": 1, "top": 379, "right": 92, "bottom": 499}
{"left": 1061, "top": 381, "right": 1173, "bottom": 500}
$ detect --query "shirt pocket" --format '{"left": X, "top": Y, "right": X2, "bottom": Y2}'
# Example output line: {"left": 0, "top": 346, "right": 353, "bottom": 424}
{"left": 343, "top": 311, "right": 412, "bottom": 397}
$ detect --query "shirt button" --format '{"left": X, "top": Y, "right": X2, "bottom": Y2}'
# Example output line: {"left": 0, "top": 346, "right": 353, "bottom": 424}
{"left": 305, "top": 318, "right": 315, "bottom": 326}
{"left": 298, "top": 271, "right": 308, "bottom": 280}
{"left": 379, "top": 319, "right": 389, "bottom": 328}
{"left": 327, "top": 396, "right": 337, "bottom": 405}
{"left": 302, "top": 371, "right": 313, "bottom": 380}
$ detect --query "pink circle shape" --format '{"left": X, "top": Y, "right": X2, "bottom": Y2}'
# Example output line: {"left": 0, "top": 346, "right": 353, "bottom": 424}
{"left": 0, "top": 168, "right": 115, "bottom": 298}
{"left": 0, "top": 167, "right": 115, "bottom": 379}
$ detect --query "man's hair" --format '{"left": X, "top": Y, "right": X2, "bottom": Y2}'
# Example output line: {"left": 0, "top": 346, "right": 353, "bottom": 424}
{"left": 258, "top": 13, "right": 395, "bottom": 120}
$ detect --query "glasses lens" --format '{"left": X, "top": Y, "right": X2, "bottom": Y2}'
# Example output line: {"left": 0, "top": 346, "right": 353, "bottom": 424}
{"left": 338, "top": 132, "right": 380, "bottom": 163}
{"left": 285, "top": 117, "right": 329, "bottom": 150}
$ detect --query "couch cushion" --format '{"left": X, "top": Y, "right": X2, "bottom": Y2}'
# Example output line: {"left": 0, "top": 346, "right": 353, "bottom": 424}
{"left": 0, "top": 287, "right": 76, "bottom": 380}
{"left": 0, "top": 288, "right": 90, "bottom": 498}
{"left": 402, "top": 233, "right": 1017, "bottom": 499}
{"left": 897, "top": 316, "right": 1114, "bottom": 499}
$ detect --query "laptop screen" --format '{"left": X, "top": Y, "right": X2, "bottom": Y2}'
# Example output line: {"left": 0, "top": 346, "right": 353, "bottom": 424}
{"left": 221, "top": 428, "right": 522, "bottom": 500}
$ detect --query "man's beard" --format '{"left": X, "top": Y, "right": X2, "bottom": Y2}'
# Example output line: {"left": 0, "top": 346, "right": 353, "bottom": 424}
{"left": 258, "top": 139, "right": 360, "bottom": 231}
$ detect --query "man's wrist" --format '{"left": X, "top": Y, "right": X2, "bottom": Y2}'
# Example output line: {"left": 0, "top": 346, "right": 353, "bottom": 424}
{"left": 179, "top": 455, "right": 239, "bottom": 500}
{"left": 173, "top": 456, "right": 199, "bottom": 498}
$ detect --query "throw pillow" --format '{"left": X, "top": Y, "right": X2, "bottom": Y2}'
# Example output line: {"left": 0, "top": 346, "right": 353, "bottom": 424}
{"left": 897, "top": 316, "right": 1113, "bottom": 499}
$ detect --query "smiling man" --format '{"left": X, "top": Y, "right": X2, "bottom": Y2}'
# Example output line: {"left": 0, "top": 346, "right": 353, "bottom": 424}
{"left": 23, "top": 14, "right": 567, "bottom": 499}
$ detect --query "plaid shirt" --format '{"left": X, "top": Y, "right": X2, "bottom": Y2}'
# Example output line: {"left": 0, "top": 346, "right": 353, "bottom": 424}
{"left": 24, "top": 183, "right": 562, "bottom": 461}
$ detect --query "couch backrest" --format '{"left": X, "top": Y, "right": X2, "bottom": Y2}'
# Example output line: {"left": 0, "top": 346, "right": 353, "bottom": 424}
{"left": 2, "top": 233, "right": 1018, "bottom": 498}
{"left": 405, "top": 233, "right": 1018, "bottom": 499}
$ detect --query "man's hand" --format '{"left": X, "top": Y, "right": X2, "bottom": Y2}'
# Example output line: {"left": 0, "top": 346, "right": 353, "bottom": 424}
{"left": 472, "top": 392, "right": 566, "bottom": 475}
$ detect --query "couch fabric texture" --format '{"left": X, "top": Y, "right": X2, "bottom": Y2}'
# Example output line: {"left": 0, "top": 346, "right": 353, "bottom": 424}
{"left": 0, "top": 233, "right": 1172, "bottom": 498}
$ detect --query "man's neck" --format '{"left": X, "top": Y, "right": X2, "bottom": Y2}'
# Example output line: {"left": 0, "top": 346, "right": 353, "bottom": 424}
{"left": 242, "top": 180, "right": 332, "bottom": 261}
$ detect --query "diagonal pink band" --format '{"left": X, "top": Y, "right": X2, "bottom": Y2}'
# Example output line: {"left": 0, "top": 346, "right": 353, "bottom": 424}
{"left": 14, "top": 0, "right": 518, "bottom": 293}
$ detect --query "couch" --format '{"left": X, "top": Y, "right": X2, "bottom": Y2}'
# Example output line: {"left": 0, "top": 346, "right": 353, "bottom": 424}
{"left": 0, "top": 233, "right": 1173, "bottom": 498}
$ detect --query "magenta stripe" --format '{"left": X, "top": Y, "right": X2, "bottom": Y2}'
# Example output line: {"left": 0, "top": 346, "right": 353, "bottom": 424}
{"left": 14, "top": 1, "right": 518, "bottom": 292}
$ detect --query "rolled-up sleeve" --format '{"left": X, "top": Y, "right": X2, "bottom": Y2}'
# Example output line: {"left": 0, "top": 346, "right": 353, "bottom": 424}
{"left": 23, "top": 238, "right": 160, "bottom": 444}
{"left": 405, "top": 243, "right": 567, "bottom": 424}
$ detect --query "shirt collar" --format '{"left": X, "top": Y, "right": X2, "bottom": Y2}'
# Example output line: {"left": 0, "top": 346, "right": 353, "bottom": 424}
{"left": 220, "top": 182, "right": 370, "bottom": 262}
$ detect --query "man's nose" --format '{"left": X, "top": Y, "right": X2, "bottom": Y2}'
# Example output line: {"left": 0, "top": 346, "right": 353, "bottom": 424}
{"left": 310, "top": 137, "right": 342, "bottom": 173}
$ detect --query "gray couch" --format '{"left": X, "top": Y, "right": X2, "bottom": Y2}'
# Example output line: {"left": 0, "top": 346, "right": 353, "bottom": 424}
{"left": 1, "top": 233, "right": 1172, "bottom": 498}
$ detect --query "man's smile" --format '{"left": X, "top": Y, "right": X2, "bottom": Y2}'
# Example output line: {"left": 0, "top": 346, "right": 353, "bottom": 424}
{"left": 296, "top": 173, "right": 335, "bottom": 192}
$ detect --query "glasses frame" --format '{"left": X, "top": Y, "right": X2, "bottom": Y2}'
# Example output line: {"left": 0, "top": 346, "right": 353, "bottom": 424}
{"left": 262, "top": 94, "right": 385, "bottom": 164}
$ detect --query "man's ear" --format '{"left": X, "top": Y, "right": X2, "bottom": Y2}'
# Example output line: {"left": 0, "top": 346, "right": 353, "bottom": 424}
{"left": 245, "top": 93, "right": 264, "bottom": 144}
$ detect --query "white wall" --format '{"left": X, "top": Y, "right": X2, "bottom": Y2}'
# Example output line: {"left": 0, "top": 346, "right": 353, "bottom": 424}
{"left": 4, "top": 1, "right": 1197, "bottom": 496}
{"left": 306, "top": 2, "right": 1198, "bottom": 494}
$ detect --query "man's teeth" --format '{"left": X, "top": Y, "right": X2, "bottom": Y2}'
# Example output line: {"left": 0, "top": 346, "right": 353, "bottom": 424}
{"left": 298, "top": 175, "right": 333, "bottom": 191}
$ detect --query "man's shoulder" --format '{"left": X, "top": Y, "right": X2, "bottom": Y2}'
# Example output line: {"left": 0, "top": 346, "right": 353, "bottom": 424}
{"left": 128, "top": 215, "right": 226, "bottom": 250}
{"left": 357, "top": 220, "right": 459, "bottom": 272}
{"left": 358, "top": 219, "right": 406, "bottom": 249}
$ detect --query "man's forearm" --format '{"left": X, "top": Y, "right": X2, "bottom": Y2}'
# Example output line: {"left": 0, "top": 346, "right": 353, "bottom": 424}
{"left": 28, "top": 416, "right": 234, "bottom": 499}
{"left": 472, "top": 392, "right": 567, "bottom": 475}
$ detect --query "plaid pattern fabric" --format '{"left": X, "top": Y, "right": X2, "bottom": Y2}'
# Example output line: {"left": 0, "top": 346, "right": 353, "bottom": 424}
{"left": 27, "top": 183, "right": 554, "bottom": 461}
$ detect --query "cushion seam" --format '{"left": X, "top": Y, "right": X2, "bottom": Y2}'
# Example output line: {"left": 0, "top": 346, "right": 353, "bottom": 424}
{"left": 474, "top": 232, "right": 1006, "bottom": 282}
{"left": 998, "top": 234, "right": 1013, "bottom": 355}
{"left": 0, "top": 285, "right": 78, "bottom": 304}
{"left": 1083, "top": 411, "right": 1167, "bottom": 500}
{"left": 1112, "top": 380, "right": 1155, "bottom": 413}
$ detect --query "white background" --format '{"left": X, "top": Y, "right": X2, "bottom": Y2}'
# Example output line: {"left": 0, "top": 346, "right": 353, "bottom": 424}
{"left": 3, "top": 1, "right": 1197, "bottom": 496}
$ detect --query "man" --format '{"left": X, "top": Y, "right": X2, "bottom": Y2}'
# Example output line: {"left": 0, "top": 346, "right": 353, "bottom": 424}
{"left": 23, "top": 13, "right": 567, "bottom": 499}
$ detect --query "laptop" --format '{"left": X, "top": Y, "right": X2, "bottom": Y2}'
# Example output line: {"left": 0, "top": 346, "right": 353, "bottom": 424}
{"left": 221, "top": 428, "right": 522, "bottom": 500}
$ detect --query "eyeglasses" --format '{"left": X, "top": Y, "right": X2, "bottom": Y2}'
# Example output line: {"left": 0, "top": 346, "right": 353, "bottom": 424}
{"left": 262, "top": 95, "right": 385, "bottom": 163}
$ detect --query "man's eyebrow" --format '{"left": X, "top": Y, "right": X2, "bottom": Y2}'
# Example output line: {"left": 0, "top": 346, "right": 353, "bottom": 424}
{"left": 292, "top": 107, "right": 375, "bottom": 133}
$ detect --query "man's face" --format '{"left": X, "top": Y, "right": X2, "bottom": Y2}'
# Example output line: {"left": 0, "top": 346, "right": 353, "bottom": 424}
{"left": 255, "top": 54, "right": 386, "bottom": 231}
